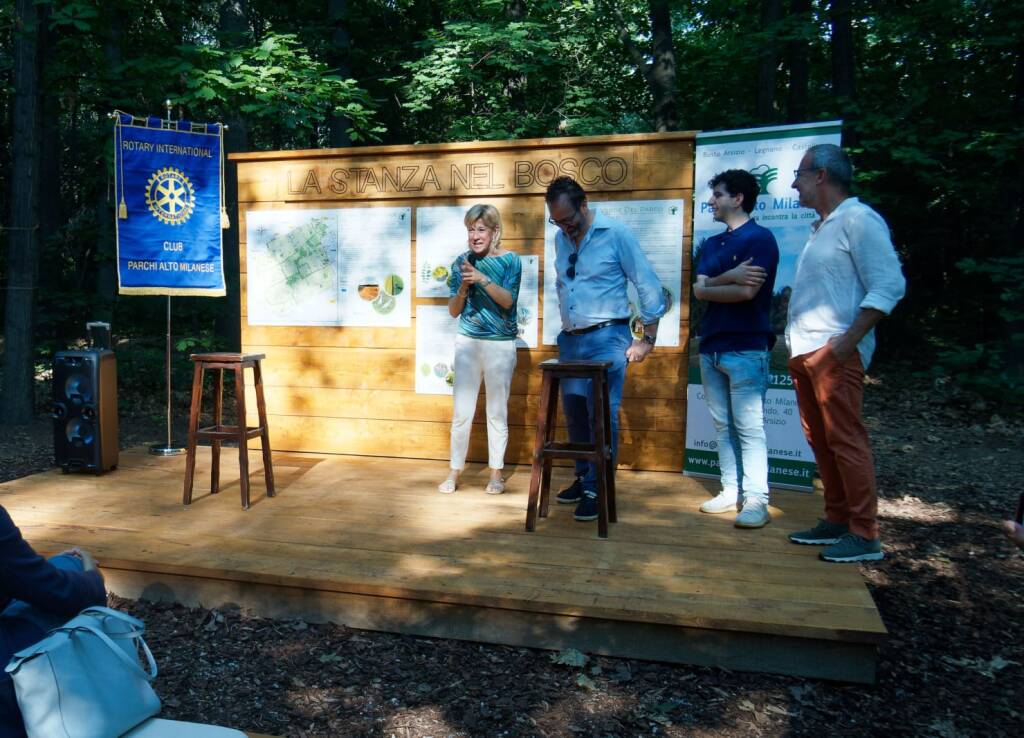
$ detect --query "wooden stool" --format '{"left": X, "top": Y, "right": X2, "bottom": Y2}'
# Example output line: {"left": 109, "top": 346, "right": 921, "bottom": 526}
{"left": 525, "top": 359, "right": 617, "bottom": 538}
{"left": 183, "top": 353, "right": 275, "bottom": 510}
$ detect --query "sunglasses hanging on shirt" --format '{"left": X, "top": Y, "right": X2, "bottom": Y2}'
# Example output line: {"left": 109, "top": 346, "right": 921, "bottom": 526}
{"left": 567, "top": 251, "right": 578, "bottom": 280}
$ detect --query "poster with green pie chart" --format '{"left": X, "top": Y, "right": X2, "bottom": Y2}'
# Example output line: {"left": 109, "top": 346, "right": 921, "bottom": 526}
{"left": 337, "top": 206, "right": 412, "bottom": 327}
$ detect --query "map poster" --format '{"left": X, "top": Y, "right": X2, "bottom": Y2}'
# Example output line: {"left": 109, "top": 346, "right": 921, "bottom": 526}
{"left": 246, "top": 209, "right": 339, "bottom": 326}
{"left": 415, "top": 205, "right": 468, "bottom": 297}
{"left": 685, "top": 120, "right": 842, "bottom": 490}
{"left": 516, "top": 255, "right": 539, "bottom": 350}
{"left": 541, "top": 199, "right": 685, "bottom": 346}
{"left": 337, "top": 206, "right": 412, "bottom": 327}
{"left": 415, "top": 305, "right": 461, "bottom": 395}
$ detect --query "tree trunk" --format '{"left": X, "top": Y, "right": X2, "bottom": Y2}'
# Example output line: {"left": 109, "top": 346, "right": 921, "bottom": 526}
{"left": 94, "top": 7, "right": 125, "bottom": 322}
{"left": 755, "top": 0, "right": 783, "bottom": 122}
{"left": 328, "top": 0, "right": 352, "bottom": 147}
{"left": 647, "top": 0, "right": 678, "bottom": 132}
{"left": 1, "top": 0, "right": 48, "bottom": 422}
{"left": 506, "top": 0, "right": 527, "bottom": 115}
{"left": 830, "top": 0, "right": 855, "bottom": 100}
{"left": 216, "top": 0, "right": 251, "bottom": 351}
{"left": 785, "top": 0, "right": 811, "bottom": 123}
{"left": 1006, "top": 38, "right": 1024, "bottom": 369}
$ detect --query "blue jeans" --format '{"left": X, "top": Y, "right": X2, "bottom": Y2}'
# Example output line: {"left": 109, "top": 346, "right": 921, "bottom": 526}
{"left": 1, "top": 554, "right": 83, "bottom": 738}
{"left": 557, "top": 323, "right": 632, "bottom": 492}
{"left": 700, "top": 351, "right": 770, "bottom": 504}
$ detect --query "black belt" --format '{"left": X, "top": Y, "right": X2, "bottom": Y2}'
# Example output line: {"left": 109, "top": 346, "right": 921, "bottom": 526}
{"left": 563, "top": 318, "right": 630, "bottom": 336}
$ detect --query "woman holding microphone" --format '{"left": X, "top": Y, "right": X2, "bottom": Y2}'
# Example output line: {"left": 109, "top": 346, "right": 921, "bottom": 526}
{"left": 438, "top": 204, "right": 522, "bottom": 495}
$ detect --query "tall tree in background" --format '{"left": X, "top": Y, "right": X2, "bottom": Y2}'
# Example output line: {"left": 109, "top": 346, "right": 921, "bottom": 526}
{"left": 94, "top": 4, "right": 126, "bottom": 318}
{"left": 611, "top": 0, "right": 678, "bottom": 131}
{"left": 755, "top": 0, "right": 783, "bottom": 122}
{"left": 829, "top": 0, "right": 855, "bottom": 143}
{"left": 506, "top": 0, "right": 527, "bottom": 115}
{"left": 785, "top": 0, "right": 812, "bottom": 123}
{"left": 217, "top": 0, "right": 252, "bottom": 350}
{"left": 327, "top": 0, "right": 352, "bottom": 148}
{"left": 1, "top": 0, "right": 48, "bottom": 422}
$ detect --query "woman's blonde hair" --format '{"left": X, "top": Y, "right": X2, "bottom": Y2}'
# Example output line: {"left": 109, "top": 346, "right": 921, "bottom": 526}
{"left": 464, "top": 204, "right": 502, "bottom": 250}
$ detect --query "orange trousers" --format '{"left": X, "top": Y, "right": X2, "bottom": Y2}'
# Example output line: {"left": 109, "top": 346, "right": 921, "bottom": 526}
{"left": 788, "top": 344, "right": 879, "bottom": 540}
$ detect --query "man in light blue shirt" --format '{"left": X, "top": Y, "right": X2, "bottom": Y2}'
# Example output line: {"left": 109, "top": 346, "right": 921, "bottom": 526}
{"left": 545, "top": 176, "right": 666, "bottom": 522}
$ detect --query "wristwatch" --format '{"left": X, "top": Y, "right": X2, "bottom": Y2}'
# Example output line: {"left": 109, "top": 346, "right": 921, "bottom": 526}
{"left": 641, "top": 333, "right": 656, "bottom": 346}
{"left": 480, "top": 277, "right": 492, "bottom": 287}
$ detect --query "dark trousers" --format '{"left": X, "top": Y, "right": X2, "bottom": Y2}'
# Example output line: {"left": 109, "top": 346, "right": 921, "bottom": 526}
{"left": 1, "top": 554, "right": 82, "bottom": 738}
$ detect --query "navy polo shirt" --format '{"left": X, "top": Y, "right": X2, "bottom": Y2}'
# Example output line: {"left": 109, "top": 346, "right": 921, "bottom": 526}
{"left": 696, "top": 219, "right": 779, "bottom": 354}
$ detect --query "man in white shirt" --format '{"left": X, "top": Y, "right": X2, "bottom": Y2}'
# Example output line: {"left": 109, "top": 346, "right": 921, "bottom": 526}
{"left": 785, "top": 144, "right": 906, "bottom": 563}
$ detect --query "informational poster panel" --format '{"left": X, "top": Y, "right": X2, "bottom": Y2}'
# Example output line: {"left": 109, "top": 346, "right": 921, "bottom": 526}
{"left": 415, "top": 305, "right": 460, "bottom": 395}
{"left": 246, "top": 209, "right": 340, "bottom": 326}
{"left": 542, "top": 199, "right": 685, "bottom": 346}
{"left": 516, "top": 255, "right": 539, "bottom": 349}
{"left": 684, "top": 121, "right": 842, "bottom": 490}
{"left": 415, "top": 205, "right": 467, "bottom": 298}
{"left": 337, "top": 207, "right": 411, "bottom": 327}
{"left": 246, "top": 207, "right": 410, "bottom": 327}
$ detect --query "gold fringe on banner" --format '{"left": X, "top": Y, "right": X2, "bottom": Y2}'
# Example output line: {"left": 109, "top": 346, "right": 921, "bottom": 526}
{"left": 119, "top": 286, "right": 228, "bottom": 297}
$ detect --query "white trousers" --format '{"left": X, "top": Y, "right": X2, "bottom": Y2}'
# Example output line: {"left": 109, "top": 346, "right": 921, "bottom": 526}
{"left": 449, "top": 334, "right": 518, "bottom": 470}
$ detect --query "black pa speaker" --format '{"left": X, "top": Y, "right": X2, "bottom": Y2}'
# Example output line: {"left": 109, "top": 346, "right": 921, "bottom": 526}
{"left": 52, "top": 349, "right": 118, "bottom": 474}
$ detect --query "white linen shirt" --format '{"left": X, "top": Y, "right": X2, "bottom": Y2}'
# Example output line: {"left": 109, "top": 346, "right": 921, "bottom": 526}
{"left": 786, "top": 197, "right": 905, "bottom": 369}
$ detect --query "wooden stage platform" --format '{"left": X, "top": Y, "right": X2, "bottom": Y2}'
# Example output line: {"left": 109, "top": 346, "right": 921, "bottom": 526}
{"left": 0, "top": 447, "right": 886, "bottom": 683}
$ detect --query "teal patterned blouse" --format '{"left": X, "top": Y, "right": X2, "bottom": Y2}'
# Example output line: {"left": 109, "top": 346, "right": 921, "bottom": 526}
{"left": 448, "top": 251, "right": 522, "bottom": 340}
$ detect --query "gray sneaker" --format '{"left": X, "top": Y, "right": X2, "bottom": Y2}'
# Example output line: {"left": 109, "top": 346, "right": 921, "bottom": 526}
{"left": 734, "top": 500, "right": 770, "bottom": 528}
{"left": 788, "top": 519, "right": 849, "bottom": 545}
{"left": 820, "top": 533, "right": 884, "bottom": 563}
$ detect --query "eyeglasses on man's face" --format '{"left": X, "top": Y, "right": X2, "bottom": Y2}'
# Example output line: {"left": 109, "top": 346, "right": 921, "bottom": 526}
{"left": 793, "top": 167, "right": 821, "bottom": 180}
{"left": 548, "top": 208, "right": 580, "bottom": 229}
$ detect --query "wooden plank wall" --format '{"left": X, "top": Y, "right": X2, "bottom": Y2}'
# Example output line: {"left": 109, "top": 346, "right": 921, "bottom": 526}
{"left": 232, "top": 132, "right": 696, "bottom": 471}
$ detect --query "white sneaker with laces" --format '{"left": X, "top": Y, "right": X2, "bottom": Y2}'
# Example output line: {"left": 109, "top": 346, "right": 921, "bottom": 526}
{"left": 699, "top": 493, "right": 739, "bottom": 514}
{"left": 734, "top": 499, "right": 771, "bottom": 528}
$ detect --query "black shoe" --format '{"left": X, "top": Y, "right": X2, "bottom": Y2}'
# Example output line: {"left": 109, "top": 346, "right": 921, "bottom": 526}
{"left": 556, "top": 476, "right": 584, "bottom": 504}
{"left": 573, "top": 492, "right": 599, "bottom": 521}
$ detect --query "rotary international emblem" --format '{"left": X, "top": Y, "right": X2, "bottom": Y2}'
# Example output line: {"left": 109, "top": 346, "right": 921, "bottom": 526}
{"left": 145, "top": 167, "right": 195, "bottom": 225}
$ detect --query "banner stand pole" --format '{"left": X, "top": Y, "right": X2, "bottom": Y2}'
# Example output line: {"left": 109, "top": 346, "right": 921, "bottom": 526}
{"left": 150, "top": 99, "right": 185, "bottom": 457}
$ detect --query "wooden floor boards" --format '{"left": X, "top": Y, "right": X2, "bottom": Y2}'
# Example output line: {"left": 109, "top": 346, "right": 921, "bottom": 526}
{"left": 0, "top": 447, "right": 886, "bottom": 682}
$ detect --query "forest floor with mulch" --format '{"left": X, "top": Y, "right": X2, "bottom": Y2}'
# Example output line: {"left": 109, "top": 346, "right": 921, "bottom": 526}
{"left": 1, "top": 362, "right": 1021, "bottom": 737}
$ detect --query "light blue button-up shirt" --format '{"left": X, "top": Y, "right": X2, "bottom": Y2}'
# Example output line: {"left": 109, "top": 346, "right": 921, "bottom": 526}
{"left": 554, "top": 209, "right": 666, "bottom": 332}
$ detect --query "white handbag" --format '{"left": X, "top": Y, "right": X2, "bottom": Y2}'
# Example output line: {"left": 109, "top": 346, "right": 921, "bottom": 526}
{"left": 4, "top": 606, "right": 161, "bottom": 738}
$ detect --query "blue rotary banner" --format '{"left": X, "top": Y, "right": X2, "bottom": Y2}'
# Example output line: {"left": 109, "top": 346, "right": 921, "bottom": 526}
{"left": 114, "top": 112, "right": 226, "bottom": 296}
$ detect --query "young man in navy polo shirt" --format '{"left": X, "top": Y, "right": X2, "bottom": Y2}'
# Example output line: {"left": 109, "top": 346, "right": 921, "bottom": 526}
{"left": 693, "top": 169, "right": 779, "bottom": 528}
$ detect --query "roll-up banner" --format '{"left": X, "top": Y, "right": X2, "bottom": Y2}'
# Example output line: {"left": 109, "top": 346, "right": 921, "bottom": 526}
{"left": 113, "top": 112, "right": 227, "bottom": 296}
{"left": 685, "top": 121, "right": 842, "bottom": 490}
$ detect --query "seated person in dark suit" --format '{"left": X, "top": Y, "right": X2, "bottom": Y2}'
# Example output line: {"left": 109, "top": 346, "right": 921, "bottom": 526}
{"left": 1, "top": 504, "right": 106, "bottom": 738}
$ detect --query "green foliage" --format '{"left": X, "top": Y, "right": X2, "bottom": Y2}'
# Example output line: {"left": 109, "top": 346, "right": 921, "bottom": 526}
{"left": 1, "top": 0, "right": 1022, "bottom": 409}
{"left": 930, "top": 256, "right": 1024, "bottom": 405}
{"left": 139, "top": 33, "right": 384, "bottom": 142}
{"left": 393, "top": 1, "right": 651, "bottom": 141}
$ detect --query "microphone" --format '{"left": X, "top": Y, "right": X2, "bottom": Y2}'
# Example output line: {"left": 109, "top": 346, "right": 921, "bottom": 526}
{"left": 464, "top": 252, "right": 479, "bottom": 293}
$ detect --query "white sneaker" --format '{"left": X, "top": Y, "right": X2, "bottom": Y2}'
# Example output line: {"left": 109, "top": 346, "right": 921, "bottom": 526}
{"left": 734, "top": 500, "right": 771, "bottom": 528}
{"left": 699, "top": 493, "right": 739, "bottom": 514}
